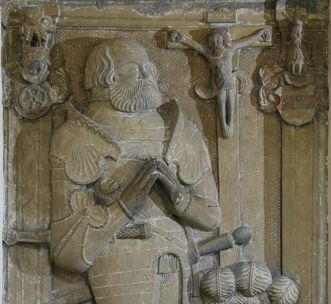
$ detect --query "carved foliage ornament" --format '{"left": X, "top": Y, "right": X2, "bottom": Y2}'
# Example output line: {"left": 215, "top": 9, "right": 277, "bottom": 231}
{"left": 200, "top": 262, "right": 300, "bottom": 304}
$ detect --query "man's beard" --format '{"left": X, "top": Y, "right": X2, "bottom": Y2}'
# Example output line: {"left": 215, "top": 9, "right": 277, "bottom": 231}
{"left": 108, "top": 79, "right": 162, "bottom": 112}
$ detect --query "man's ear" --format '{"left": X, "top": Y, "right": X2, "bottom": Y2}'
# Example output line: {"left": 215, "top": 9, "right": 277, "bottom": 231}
{"left": 106, "top": 69, "right": 118, "bottom": 88}
{"left": 111, "top": 72, "right": 118, "bottom": 85}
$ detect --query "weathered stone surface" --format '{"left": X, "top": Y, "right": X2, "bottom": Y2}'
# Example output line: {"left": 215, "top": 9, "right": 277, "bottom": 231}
{"left": 1, "top": 1, "right": 328, "bottom": 304}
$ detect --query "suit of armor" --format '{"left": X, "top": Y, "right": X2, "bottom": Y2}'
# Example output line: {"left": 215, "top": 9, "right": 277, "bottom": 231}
{"left": 50, "top": 37, "right": 220, "bottom": 304}
{"left": 50, "top": 99, "right": 221, "bottom": 304}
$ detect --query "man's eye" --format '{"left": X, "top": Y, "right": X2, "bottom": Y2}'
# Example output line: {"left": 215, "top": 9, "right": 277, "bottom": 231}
{"left": 145, "top": 63, "right": 157, "bottom": 75}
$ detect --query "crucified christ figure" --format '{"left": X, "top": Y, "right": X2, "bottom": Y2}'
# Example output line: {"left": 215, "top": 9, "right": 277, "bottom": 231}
{"left": 170, "top": 28, "right": 271, "bottom": 139}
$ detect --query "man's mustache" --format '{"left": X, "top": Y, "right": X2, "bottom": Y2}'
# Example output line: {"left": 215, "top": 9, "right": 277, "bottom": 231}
{"left": 137, "top": 79, "right": 158, "bottom": 91}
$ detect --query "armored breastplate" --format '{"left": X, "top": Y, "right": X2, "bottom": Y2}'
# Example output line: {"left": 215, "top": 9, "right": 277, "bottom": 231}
{"left": 87, "top": 101, "right": 172, "bottom": 221}
{"left": 86, "top": 102, "right": 166, "bottom": 159}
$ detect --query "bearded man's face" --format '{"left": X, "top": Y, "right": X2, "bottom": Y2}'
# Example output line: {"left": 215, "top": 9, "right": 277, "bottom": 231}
{"left": 108, "top": 44, "right": 162, "bottom": 112}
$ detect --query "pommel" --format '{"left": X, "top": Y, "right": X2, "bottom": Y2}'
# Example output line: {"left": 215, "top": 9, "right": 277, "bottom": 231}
{"left": 232, "top": 225, "right": 253, "bottom": 246}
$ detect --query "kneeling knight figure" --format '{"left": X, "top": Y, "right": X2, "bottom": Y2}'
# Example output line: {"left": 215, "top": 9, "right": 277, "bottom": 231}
{"left": 50, "top": 38, "right": 223, "bottom": 304}
{"left": 50, "top": 37, "right": 300, "bottom": 304}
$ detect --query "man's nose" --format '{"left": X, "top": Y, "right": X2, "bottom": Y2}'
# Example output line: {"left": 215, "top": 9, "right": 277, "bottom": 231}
{"left": 138, "top": 65, "right": 148, "bottom": 79}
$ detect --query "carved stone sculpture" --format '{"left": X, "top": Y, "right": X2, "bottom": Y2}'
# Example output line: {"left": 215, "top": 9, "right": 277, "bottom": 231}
{"left": 286, "top": 17, "right": 305, "bottom": 76}
{"left": 200, "top": 262, "right": 300, "bottom": 304}
{"left": 199, "top": 267, "right": 236, "bottom": 303}
{"left": 21, "top": 7, "right": 55, "bottom": 47}
{"left": 257, "top": 8, "right": 326, "bottom": 126}
{"left": 50, "top": 38, "right": 226, "bottom": 304}
{"left": 2, "top": 2, "right": 324, "bottom": 302}
{"left": 169, "top": 28, "right": 271, "bottom": 139}
{"left": 3, "top": 7, "right": 64, "bottom": 119}
{"left": 268, "top": 276, "right": 300, "bottom": 304}
{"left": 47, "top": 36, "right": 301, "bottom": 304}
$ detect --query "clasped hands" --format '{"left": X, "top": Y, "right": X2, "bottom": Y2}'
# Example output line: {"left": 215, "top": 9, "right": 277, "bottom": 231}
{"left": 95, "top": 160, "right": 189, "bottom": 219}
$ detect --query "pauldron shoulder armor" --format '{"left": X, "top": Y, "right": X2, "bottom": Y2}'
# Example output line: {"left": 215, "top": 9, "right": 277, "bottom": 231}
{"left": 50, "top": 104, "right": 121, "bottom": 184}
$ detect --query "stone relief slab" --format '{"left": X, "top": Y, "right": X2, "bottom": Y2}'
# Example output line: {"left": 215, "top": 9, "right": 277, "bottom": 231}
{"left": 1, "top": 1, "right": 328, "bottom": 304}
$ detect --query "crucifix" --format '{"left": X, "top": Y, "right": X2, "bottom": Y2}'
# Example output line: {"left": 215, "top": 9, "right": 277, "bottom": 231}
{"left": 168, "top": 28, "right": 271, "bottom": 139}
